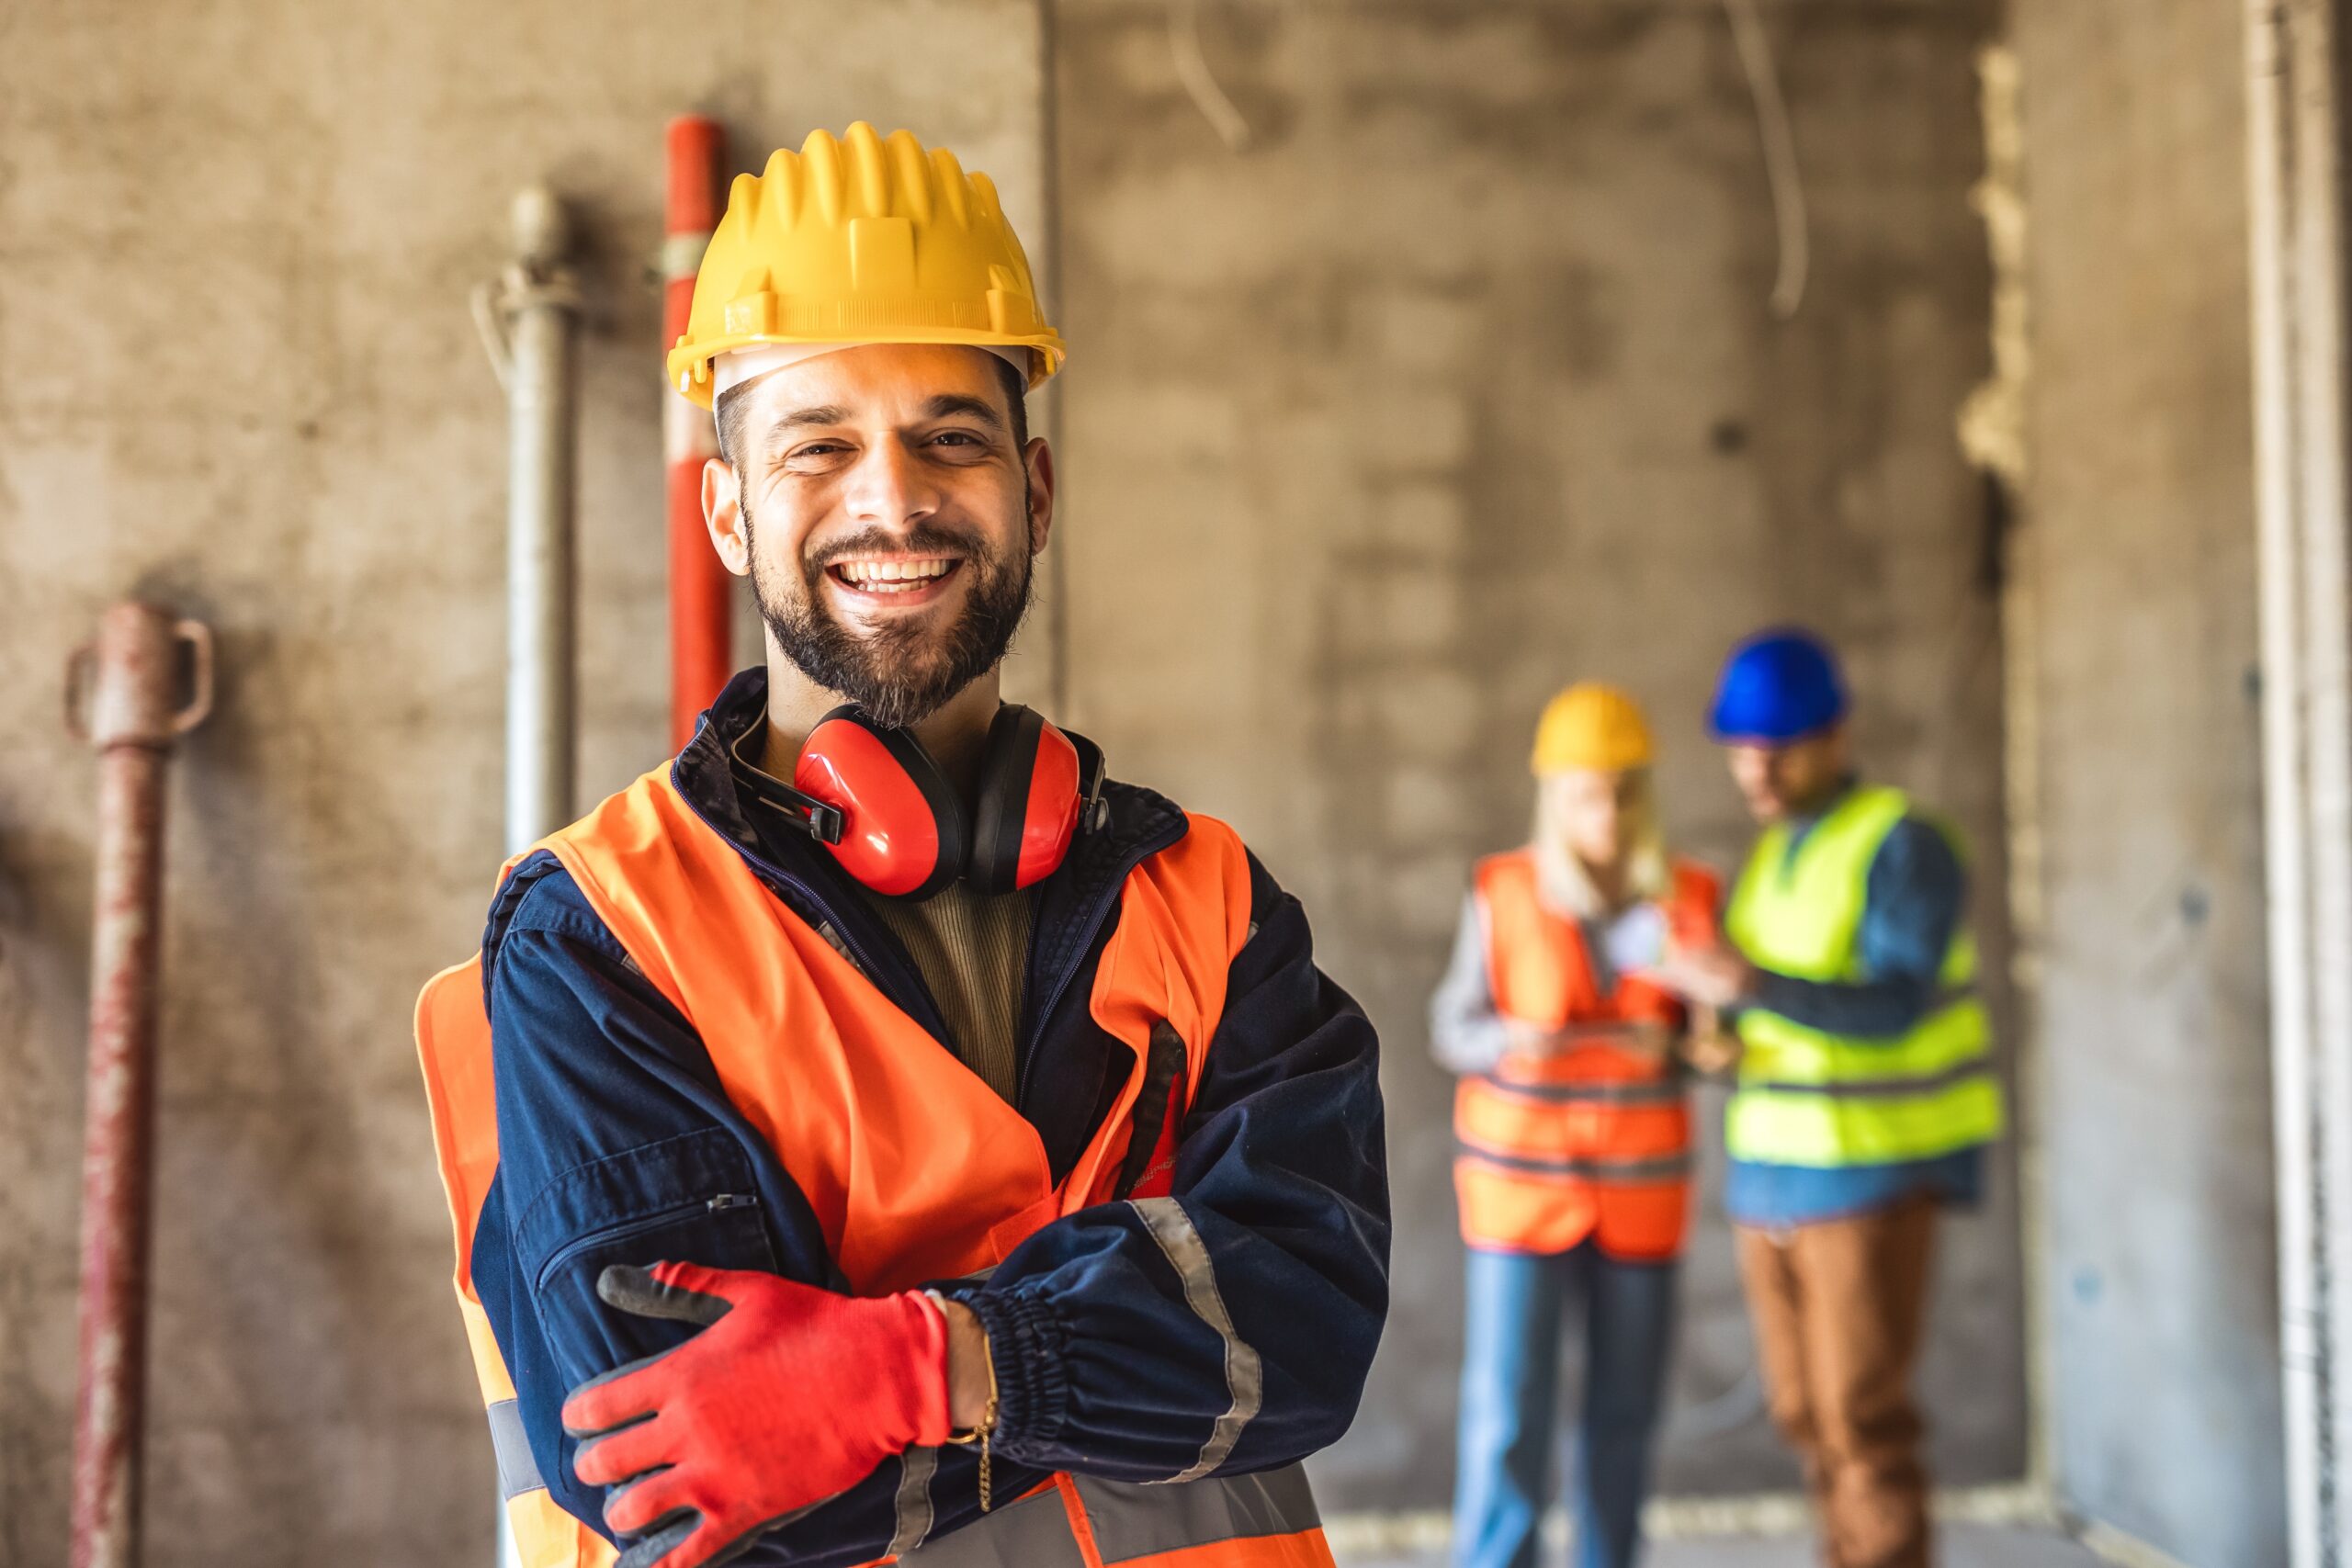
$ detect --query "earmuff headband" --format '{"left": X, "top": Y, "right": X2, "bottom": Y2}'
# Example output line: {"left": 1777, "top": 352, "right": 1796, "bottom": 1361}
{"left": 728, "top": 720, "right": 847, "bottom": 844}
{"left": 1068, "top": 729, "right": 1109, "bottom": 836}
{"left": 736, "top": 704, "right": 1110, "bottom": 900}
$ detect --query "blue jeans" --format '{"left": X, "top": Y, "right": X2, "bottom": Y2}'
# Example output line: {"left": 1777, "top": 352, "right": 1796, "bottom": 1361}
{"left": 1453, "top": 1243, "right": 1679, "bottom": 1568}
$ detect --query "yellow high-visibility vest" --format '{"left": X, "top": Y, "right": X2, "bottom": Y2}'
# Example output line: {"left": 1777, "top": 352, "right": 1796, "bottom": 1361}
{"left": 1724, "top": 784, "right": 2003, "bottom": 1167}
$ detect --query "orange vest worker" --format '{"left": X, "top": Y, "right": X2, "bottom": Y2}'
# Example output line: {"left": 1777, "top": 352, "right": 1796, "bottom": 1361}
{"left": 1452, "top": 850, "right": 1719, "bottom": 1260}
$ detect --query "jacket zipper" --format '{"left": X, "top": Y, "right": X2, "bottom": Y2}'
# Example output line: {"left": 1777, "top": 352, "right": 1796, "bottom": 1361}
{"left": 534, "top": 1192, "right": 762, "bottom": 1292}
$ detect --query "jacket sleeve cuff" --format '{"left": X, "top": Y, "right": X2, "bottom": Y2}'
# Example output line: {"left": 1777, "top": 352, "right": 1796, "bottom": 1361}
{"left": 956, "top": 1283, "right": 1069, "bottom": 1456}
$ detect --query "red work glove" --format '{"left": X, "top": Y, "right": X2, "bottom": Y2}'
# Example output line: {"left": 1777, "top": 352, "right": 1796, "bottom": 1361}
{"left": 561, "top": 1262, "right": 953, "bottom": 1568}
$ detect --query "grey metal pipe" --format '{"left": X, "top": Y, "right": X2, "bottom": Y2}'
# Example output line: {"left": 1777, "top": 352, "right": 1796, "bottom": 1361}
{"left": 499, "top": 186, "right": 582, "bottom": 856}
{"left": 474, "top": 186, "right": 582, "bottom": 1568}
{"left": 2245, "top": 5, "right": 2352, "bottom": 1562}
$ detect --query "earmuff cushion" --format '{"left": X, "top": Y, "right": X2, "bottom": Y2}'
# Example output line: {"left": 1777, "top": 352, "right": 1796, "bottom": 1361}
{"left": 971, "top": 705, "right": 1087, "bottom": 895}
{"left": 968, "top": 705, "right": 1045, "bottom": 896}
{"left": 796, "top": 706, "right": 967, "bottom": 899}
{"left": 1014, "top": 728, "right": 1084, "bottom": 889}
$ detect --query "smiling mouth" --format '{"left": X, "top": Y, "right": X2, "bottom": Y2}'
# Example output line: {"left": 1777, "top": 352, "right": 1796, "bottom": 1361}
{"left": 826, "top": 558, "right": 963, "bottom": 595}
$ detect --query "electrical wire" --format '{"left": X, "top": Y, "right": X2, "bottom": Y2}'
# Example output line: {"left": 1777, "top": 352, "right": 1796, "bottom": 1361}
{"left": 1170, "top": 0, "right": 1253, "bottom": 153}
{"left": 1721, "top": 0, "right": 1810, "bottom": 320}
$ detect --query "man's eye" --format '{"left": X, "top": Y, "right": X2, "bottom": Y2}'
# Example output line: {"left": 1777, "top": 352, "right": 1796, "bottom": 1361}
{"left": 932, "top": 431, "right": 984, "bottom": 447}
{"left": 789, "top": 442, "right": 849, "bottom": 460}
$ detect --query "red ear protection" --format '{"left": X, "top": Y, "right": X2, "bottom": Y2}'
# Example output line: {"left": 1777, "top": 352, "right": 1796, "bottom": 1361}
{"left": 773, "top": 705, "right": 1104, "bottom": 899}
{"left": 793, "top": 710, "right": 967, "bottom": 898}
{"left": 968, "top": 705, "right": 1086, "bottom": 896}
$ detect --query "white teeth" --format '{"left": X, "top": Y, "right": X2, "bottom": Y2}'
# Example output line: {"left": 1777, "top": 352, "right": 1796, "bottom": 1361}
{"left": 837, "top": 558, "right": 951, "bottom": 588}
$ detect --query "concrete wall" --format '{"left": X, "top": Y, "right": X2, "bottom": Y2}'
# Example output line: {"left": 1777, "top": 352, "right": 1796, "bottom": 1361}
{"left": 1051, "top": 0, "right": 2023, "bottom": 1510}
{"left": 0, "top": 6, "right": 1045, "bottom": 1563}
{"left": 2010, "top": 4, "right": 2286, "bottom": 1563}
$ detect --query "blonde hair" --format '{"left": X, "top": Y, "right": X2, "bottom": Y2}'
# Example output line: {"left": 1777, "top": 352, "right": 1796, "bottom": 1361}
{"left": 1532, "top": 767, "right": 1671, "bottom": 919}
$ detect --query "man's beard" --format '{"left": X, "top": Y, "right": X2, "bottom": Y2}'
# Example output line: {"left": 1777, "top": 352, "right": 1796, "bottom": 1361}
{"left": 745, "top": 503, "right": 1034, "bottom": 730}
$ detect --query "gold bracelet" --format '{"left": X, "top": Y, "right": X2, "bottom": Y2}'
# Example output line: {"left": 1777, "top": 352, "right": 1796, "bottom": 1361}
{"left": 932, "top": 1294, "right": 1001, "bottom": 1512}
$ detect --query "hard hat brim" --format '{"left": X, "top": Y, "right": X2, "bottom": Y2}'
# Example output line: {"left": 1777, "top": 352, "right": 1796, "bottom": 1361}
{"left": 669, "top": 330, "right": 1066, "bottom": 411}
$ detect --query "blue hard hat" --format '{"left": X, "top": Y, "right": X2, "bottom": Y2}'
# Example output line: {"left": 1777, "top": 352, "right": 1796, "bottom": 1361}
{"left": 1709, "top": 627, "right": 1849, "bottom": 742}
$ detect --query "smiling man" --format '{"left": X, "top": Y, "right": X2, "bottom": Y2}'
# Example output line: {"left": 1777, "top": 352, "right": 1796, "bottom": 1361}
{"left": 416, "top": 125, "right": 1388, "bottom": 1568}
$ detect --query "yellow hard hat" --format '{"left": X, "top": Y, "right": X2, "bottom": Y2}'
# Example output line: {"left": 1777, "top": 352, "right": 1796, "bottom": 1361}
{"left": 1531, "top": 682, "right": 1655, "bottom": 773}
{"left": 667, "top": 122, "right": 1066, "bottom": 410}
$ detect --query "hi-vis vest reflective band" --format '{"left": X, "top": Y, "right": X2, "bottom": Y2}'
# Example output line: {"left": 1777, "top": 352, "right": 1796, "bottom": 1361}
{"left": 1452, "top": 852, "right": 1718, "bottom": 1260}
{"left": 415, "top": 767, "right": 1334, "bottom": 1568}
{"left": 1723, "top": 784, "right": 2004, "bottom": 1168}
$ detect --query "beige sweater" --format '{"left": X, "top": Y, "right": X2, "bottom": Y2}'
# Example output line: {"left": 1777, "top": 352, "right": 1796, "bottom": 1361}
{"left": 860, "top": 881, "right": 1034, "bottom": 1105}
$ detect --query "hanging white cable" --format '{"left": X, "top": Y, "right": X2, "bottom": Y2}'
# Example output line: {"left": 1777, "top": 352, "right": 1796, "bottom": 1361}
{"left": 1721, "top": 0, "right": 1810, "bottom": 320}
{"left": 1170, "top": 0, "right": 1253, "bottom": 153}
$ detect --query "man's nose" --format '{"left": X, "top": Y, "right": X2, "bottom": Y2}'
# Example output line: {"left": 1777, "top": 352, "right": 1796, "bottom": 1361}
{"left": 843, "top": 436, "right": 940, "bottom": 528}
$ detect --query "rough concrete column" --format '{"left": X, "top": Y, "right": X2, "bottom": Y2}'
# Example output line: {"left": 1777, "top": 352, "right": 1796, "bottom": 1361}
{"left": 2012, "top": 2, "right": 2286, "bottom": 1562}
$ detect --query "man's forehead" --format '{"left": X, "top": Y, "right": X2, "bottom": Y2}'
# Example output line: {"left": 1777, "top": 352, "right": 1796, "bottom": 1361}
{"left": 744, "top": 344, "right": 1004, "bottom": 418}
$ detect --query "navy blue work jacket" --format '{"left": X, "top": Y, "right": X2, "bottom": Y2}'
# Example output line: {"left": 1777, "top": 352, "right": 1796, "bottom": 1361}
{"left": 469, "top": 671, "right": 1390, "bottom": 1565}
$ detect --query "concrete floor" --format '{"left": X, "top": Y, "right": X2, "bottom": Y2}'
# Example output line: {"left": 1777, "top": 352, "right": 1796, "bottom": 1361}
{"left": 1340, "top": 1522, "right": 2109, "bottom": 1567}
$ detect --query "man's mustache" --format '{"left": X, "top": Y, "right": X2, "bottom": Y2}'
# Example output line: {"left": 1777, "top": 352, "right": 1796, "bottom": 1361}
{"left": 808, "top": 523, "right": 989, "bottom": 570}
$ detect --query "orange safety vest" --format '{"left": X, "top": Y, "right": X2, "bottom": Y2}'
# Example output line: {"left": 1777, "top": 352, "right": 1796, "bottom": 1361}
{"left": 416, "top": 767, "right": 1334, "bottom": 1568}
{"left": 1452, "top": 852, "right": 1719, "bottom": 1260}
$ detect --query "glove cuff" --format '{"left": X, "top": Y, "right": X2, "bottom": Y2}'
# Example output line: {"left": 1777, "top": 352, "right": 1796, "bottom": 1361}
{"left": 896, "top": 1289, "right": 956, "bottom": 1449}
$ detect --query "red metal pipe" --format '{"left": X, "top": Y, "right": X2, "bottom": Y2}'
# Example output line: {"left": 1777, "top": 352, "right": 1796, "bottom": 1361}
{"left": 667, "top": 115, "right": 730, "bottom": 751}
{"left": 65, "top": 604, "right": 212, "bottom": 1568}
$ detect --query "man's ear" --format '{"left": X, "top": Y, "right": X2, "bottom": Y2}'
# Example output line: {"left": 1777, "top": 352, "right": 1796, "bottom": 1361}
{"left": 1023, "top": 437, "right": 1056, "bottom": 557}
{"left": 703, "top": 458, "right": 752, "bottom": 578}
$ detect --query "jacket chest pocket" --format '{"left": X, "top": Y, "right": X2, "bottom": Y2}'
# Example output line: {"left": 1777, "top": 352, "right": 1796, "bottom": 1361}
{"left": 514, "top": 1125, "right": 781, "bottom": 1384}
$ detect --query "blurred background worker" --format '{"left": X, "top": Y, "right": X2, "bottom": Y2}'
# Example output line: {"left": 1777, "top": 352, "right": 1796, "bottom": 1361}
{"left": 1431, "top": 684, "right": 1721, "bottom": 1568}
{"left": 1654, "top": 629, "right": 2005, "bottom": 1568}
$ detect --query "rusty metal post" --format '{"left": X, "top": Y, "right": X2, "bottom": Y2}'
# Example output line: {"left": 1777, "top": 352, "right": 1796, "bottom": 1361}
{"left": 64, "top": 604, "right": 213, "bottom": 1568}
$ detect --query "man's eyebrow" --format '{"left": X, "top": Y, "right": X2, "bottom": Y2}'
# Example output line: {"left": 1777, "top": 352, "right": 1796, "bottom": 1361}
{"left": 762, "top": 404, "right": 851, "bottom": 446}
{"left": 921, "top": 393, "right": 1007, "bottom": 432}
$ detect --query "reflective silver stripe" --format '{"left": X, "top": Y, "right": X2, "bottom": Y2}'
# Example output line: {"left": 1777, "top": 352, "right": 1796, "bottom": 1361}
{"left": 1075, "top": 1463, "right": 1322, "bottom": 1562}
{"left": 1747, "top": 1061, "right": 1996, "bottom": 1101}
{"left": 1453, "top": 1144, "right": 1693, "bottom": 1183}
{"left": 901, "top": 1468, "right": 1324, "bottom": 1566}
{"left": 888, "top": 1447, "right": 940, "bottom": 1558}
{"left": 1473, "top": 1075, "right": 1684, "bottom": 1107}
{"left": 486, "top": 1398, "right": 542, "bottom": 1501}
{"left": 1128, "top": 1197, "right": 1262, "bottom": 1483}
{"left": 898, "top": 1481, "right": 1088, "bottom": 1567}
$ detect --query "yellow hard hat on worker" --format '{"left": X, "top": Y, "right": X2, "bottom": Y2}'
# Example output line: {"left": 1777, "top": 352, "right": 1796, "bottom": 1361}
{"left": 1531, "top": 683, "right": 1655, "bottom": 773}
{"left": 667, "top": 122, "right": 1065, "bottom": 410}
